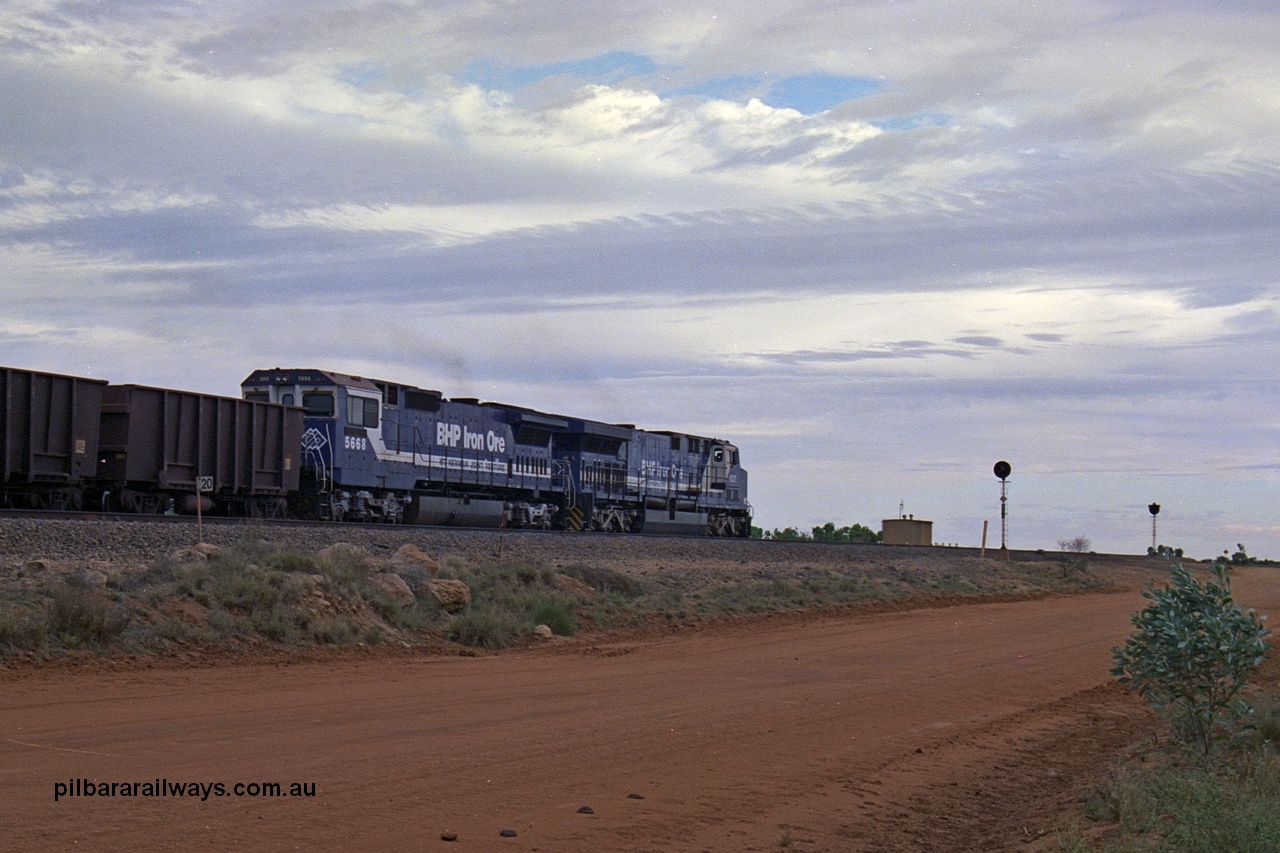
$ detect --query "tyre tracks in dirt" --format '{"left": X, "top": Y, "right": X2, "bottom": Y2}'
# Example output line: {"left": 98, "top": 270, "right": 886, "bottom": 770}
{"left": 1, "top": 568, "right": 1276, "bottom": 852}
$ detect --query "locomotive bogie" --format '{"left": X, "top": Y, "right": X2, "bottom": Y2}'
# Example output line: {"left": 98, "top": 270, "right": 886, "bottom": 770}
{"left": 504, "top": 501, "right": 556, "bottom": 529}
{"left": 325, "top": 489, "right": 407, "bottom": 523}
{"left": 589, "top": 503, "right": 638, "bottom": 533}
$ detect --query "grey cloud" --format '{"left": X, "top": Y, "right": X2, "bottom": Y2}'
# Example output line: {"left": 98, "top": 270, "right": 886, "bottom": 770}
{"left": 747, "top": 342, "right": 977, "bottom": 364}
{"left": 4, "top": 0, "right": 1280, "bottom": 559}
{"left": 0, "top": 60, "right": 569, "bottom": 209}
{"left": 5, "top": 13, "right": 1277, "bottom": 319}
{"left": 12, "top": 157, "right": 1276, "bottom": 323}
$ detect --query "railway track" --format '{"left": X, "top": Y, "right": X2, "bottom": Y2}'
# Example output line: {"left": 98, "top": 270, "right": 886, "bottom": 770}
{"left": 0, "top": 507, "right": 1150, "bottom": 567}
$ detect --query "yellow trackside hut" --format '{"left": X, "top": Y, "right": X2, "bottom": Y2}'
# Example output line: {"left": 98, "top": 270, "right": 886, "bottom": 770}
{"left": 881, "top": 516, "right": 933, "bottom": 546}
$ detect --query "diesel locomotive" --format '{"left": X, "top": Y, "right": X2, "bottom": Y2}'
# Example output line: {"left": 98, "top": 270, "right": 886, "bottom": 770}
{"left": 1, "top": 364, "right": 752, "bottom": 536}
{"left": 241, "top": 368, "right": 752, "bottom": 536}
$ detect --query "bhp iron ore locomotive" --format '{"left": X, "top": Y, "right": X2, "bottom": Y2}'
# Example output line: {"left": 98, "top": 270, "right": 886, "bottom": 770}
{"left": 240, "top": 368, "right": 752, "bottom": 536}
{"left": 1, "top": 364, "right": 751, "bottom": 536}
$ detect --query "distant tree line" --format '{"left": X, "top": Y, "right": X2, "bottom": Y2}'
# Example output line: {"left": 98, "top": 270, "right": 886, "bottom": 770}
{"left": 750, "top": 522, "right": 881, "bottom": 543}
{"left": 1148, "top": 543, "right": 1275, "bottom": 565}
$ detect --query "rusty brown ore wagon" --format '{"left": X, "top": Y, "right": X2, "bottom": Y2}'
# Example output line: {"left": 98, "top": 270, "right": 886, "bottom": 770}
{"left": 98, "top": 384, "right": 303, "bottom": 517}
{"left": 2, "top": 364, "right": 302, "bottom": 517}
{"left": 1, "top": 366, "right": 107, "bottom": 510}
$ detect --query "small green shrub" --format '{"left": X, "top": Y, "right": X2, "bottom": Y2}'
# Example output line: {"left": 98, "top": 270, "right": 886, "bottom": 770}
{"left": 1049, "top": 823, "right": 1091, "bottom": 853}
{"left": 697, "top": 579, "right": 815, "bottom": 615}
{"left": 317, "top": 543, "right": 379, "bottom": 583}
{"left": 251, "top": 610, "right": 298, "bottom": 643}
{"left": 175, "top": 563, "right": 212, "bottom": 605}
{"left": 1143, "top": 761, "right": 1280, "bottom": 852}
{"left": 558, "top": 563, "right": 646, "bottom": 596}
{"left": 445, "top": 606, "right": 525, "bottom": 648}
{"left": 1069, "top": 742, "right": 1280, "bottom": 852}
{"left": 355, "top": 582, "right": 400, "bottom": 623}
{"left": 206, "top": 608, "right": 240, "bottom": 635}
{"left": 1242, "top": 692, "right": 1280, "bottom": 748}
{"left": 432, "top": 563, "right": 585, "bottom": 646}
{"left": 512, "top": 564, "right": 543, "bottom": 585}
{"left": 437, "top": 554, "right": 470, "bottom": 576}
{"left": 532, "top": 600, "right": 576, "bottom": 636}
{"left": 48, "top": 585, "right": 129, "bottom": 646}
{"left": 112, "top": 561, "right": 180, "bottom": 593}
{"left": 1111, "top": 557, "right": 1270, "bottom": 754}
{"left": 376, "top": 596, "right": 439, "bottom": 631}
{"left": 0, "top": 606, "right": 46, "bottom": 651}
{"left": 207, "top": 564, "right": 282, "bottom": 615}
{"left": 140, "top": 617, "right": 201, "bottom": 646}
{"left": 262, "top": 549, "right": 320, "bottom": 574}
{"left": 310, "top": 615, "right": 358, "bottom": 644}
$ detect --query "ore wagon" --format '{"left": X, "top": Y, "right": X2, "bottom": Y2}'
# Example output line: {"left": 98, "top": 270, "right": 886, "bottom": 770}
{"left": 0, "top": 366, "right": 107, "bottom": 509}
{"left": 98, "top": 383, "right": 303, "bottom": 516}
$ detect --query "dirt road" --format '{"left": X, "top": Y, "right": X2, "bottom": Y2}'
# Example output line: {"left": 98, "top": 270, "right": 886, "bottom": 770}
{"left": 4, "top": 569, "right": 1277, "bottom": 852}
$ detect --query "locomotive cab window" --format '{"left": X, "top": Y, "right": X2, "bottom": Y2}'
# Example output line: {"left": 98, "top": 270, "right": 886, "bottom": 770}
{"left": 302, "top": 392, "right": 335, "bottom": 417}
{"left": 347, "top": 396, "right": 379, "bottom": 428}
{"left": 375, "top": 383, "right": 400, "bottom": 407}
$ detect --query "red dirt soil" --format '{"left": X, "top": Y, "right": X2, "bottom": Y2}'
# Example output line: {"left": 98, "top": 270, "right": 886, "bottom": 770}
{"left": 3, "top": 569, "right": 1277, "bottom": 853}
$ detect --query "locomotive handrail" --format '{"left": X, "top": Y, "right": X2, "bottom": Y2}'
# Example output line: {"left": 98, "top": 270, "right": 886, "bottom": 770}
{"left": 552, "top": 458, "right": 576, "bottom": 508}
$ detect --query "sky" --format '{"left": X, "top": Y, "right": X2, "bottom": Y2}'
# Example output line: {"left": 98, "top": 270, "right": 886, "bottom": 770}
{"left": 2, "top": 1, "right": 1278, "bottom": 559}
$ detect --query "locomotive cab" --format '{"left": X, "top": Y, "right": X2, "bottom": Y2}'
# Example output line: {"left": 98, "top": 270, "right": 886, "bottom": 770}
{"left": 706, "top": 442, "right": 733, "bottom": 490}
{"left": 243, "top": 380, "right": 338, "bottom": 419}
{"left": 703, "top": 441, "right": 751, "bottom": 537}
{"left": 242, "top": 369, "right": 401, "bottom": 522}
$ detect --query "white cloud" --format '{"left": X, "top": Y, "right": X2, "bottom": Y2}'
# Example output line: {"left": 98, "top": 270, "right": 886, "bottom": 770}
{"left": 2, "top": 1, "right": 1280, "bottom": 557}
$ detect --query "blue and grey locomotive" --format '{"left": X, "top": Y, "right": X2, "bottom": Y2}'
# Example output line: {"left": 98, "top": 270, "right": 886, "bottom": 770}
{"left": 240, "top": 368, "right": 752, "bottom": 536}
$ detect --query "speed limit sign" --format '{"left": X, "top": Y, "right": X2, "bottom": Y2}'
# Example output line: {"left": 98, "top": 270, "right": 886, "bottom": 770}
{"left": 196, "top": 476, "right": 214, "bottom": 493}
